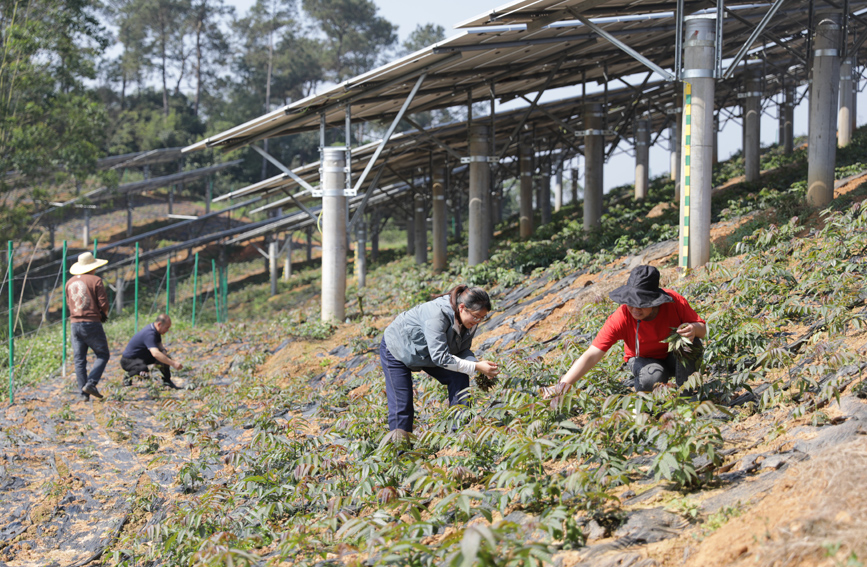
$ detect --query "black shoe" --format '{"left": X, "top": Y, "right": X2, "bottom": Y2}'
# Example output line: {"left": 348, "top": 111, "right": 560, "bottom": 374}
{"left": 79, "top": 393, "right": 90, "bottom": 402}
{"left": 82, "top": 383, "right": 104, "bottom": 399}
{"left": 161, "top": 378, "right": 181, "bottom": 390}
{"left": 122, "top": 375, "right": 133, "bottom": 387}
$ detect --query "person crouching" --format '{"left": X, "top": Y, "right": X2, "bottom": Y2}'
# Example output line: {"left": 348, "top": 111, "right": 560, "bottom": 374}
{"left": 120, "top": 314, "right": 183, "bottom": 389}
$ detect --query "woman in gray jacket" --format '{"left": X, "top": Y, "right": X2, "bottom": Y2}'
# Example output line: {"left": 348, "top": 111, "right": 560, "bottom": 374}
{"left": 381, "top": 285, "right": 499, "bottom": 434}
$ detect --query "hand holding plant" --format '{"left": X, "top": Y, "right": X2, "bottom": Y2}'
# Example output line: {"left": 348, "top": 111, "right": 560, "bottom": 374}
{"left": 663, "top": 324, "right": 704, "bottom": 365}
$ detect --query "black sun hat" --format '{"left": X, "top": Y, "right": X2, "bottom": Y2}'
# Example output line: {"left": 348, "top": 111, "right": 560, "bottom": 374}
{"left": 609, "top": 265, "right": 674, "bottom": 308}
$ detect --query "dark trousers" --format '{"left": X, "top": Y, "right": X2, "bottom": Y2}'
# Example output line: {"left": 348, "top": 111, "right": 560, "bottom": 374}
{"left": 71, "top": 322, "right": 110, "bottom": 392}
{"left": 120, "top": 356, "right": 171, "bottom": 382}
{"left": 380, "top": 339, "right": 469, "bottom": 432}
{"left": 627, "top": 338, "right": 702, "bottom": 392}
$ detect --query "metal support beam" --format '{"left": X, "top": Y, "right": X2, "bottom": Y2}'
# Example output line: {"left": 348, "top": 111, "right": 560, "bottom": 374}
{"left": 432, "top": 166, "right": 447, "bottom": 272}
{"left": 404, "top": 117, "right": 463, "bottom": 160}
{"left": 414, "top": 193, "right": 427, "bottom": 265}
{"left": 347, "top": 158, "right": 389, "bottom": 232}
{"left": 723, "top": 0, "right": 789, "bottom": 79}
{"left": 520, "top": 138, "right": 534, "bottom": 238}
{"left": 250, "top": 145, "right": 317, "bottom": 194}
{"left": 269, "top": 240, "right": 278, "bottom": 296}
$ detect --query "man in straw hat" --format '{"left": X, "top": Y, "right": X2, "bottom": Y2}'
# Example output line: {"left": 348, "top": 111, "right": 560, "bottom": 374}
{"left": 65, "top": 252, "right": 110, "bottom": 400}
{"left": 541, "top": 265, "right": 706, "bottom": 399}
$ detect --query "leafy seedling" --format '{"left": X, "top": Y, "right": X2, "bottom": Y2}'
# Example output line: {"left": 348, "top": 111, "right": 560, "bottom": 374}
{"left": 663, "top": 324, "right": 704, "bottom": 365}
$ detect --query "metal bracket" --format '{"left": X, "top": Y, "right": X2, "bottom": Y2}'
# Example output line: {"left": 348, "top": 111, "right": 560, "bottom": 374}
{"left": 682, "top": 69, "right": 715, "bottom": 79}
{"left": 737, "top": 91, "right": 764, "bottom": 98}
{"left": 312, "top": 188, "right": 357, "bottom": 197}
{"left": 460, "top": 156, "right": 499, "bottom": 164}
{"left": 574, "top": 129, "right": 614, "bottom": 136}
{"left": 814, "top": 49, "right": 839, "bottom": 57}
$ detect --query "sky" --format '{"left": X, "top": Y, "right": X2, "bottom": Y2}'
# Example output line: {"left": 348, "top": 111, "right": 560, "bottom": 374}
{"left": 221, "top": 0, "right": 866, "bottom": 191}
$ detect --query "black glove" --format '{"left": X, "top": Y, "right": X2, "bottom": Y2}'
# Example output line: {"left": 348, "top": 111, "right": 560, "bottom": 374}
{"left": 100, "top": 312, "right": 108, "bottom": 323}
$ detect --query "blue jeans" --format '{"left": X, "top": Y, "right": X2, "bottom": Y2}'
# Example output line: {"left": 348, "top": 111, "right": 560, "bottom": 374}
{"left": 71, "top": 322, "right": 110, "bottom": 392}
{"left": 380, "top": 339, "right": 469, "bottom": 432}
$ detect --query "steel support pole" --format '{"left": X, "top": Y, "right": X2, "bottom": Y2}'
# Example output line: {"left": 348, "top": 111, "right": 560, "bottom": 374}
{"left": 807, "top": 13, "right": 843, "bottom": 207}
{"left": 432, "top": 167, "right": 448, "bottom": 272}
{"left": 8, "top": 241, "right": 13, "bottom": 404}
{"left": 61, "top": 241, "right": 67, "bottom": 377}
{"left": 520, "top": 139, "right": 534, "bottom": 238}
{"left": 283, "top": 235, "right": 292, "bottom": 281}
{"left": 405, "top": 203, "right": 415, "bottom": 257}
{"left": 468, "top": 124, "right": 490, "bottom": 265}
{"left": 839, "top": 58, "right": 854, "bottom": 147}
{"left": 584, "top": 102, "right": 604, "bottom": 231}
{"left": 269, "top": 239, "right": 278, "bottom": 297}
{"left": 713, "top": 114, "right": 720, "bottom": 165}
{"left": 82, "top": 209, "right": 90, "bottom": 248}
{"left": 553, "top": 170, "right": 563, "bottom": 212}
{"left": 571, "top": 167, "right": 579, "bottom": 204}
{"left": 782, "top": 85, "right": 795, "bottom": 154}
{"left": 635, "top": 118, "right": 650, "bottom": 199}
{"left": 192, "top": 252, "right": 198, "bottom": 327}
{"left": 115, "top": 276, "right": 124, "bottom": 314}
{"left": 414, "top": 193, "right": 427, "bottom": 265}
{"left": 743, "top": 69, "right": 762, "bottom": 183}
{"left": 356, "top": 221, "right": 367, "bottom": 288}
{"left": 680, "top": 15, "right": 717, "bottom": 270}
{"left": 370, "top": 210, "right": 380, "bottom": 262}
{"left": 540, "top": 174, "right": 552, "bottom": 225}
{"left": 321, "top": 147, "right": 346, "bottom": 322}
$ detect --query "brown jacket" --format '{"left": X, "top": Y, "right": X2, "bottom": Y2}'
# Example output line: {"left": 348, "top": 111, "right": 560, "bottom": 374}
{"left": 66, "top": 273, "right": 109, "bottom": 323}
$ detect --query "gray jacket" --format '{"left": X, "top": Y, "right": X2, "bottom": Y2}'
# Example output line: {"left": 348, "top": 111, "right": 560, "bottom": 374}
{"left": 383, "top": 295, "right": 478, "bottom": 374}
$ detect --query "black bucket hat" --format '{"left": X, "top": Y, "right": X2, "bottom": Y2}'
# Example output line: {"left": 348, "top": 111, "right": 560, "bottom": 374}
{"left": 609, "top": 265, "right": 673, "bottom": 308}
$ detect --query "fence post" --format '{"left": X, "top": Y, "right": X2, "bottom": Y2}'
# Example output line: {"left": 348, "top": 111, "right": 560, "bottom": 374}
{"left": 62, "top": 240, "right": 67, "bottom": 378}
{"left": 93, "top": 238, "right": 98, "bottom": 258}
{"left": 8, "top": 241, "right": 13, "bottom": 404}
{"left": 166, "top": 256, "right": 171, "bottom": 314}
{"left": 222, "top": 265, "right": 228, "bottom": 322}
{"left": 134, "top": 242, "right": 140, "bottom": 332}
{"left": 212, "top": 259, "right": 220, "bottom": 324}
{"left": 192, "top": 252, "right": 198, "bottom": 327}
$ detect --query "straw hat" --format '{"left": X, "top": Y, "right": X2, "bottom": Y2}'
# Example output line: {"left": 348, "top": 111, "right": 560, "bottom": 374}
{"left": 70, "top": 252, "right": 108, "bottom": 275}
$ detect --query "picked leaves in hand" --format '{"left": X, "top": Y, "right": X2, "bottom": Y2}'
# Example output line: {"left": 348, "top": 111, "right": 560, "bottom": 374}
{"left": 475, "top": 373, "right": 498, "bottom": 392}
{"left": 663, "top": 324, "right": 704, "bottom": 364}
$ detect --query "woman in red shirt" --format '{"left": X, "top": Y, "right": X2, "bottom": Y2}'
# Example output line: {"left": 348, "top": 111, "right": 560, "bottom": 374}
{"left": 541, "top": 265, "right": 706, "bottom": 397}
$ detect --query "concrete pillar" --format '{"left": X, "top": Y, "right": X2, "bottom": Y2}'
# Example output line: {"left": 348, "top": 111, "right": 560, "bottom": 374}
{"left": 405, "top": 204, "right": 415, "bottom": 257}
{"left": 540, "top": 174, "right": 552, "bottom": 225}
{"left": 712, "top": 114, "right": 719, "bottom": 165}
{"left": 283, "top": 235, "right": 292, "bottom": 281}
{"left": 321, "top": 146, "right": 347, "bottom": 322}
{"left": 680, "top": 15, "right": 717, "bottom": 270}
{"left": 553, "top": 170, "right": 563, "bottom": 212}
{"left": 670, "top": 101, "right": 683, "bottom": 201}
{"left": 432, "top": 167, "right": 448, "bottom": 272}
{"left": 168, "top": 186, "right": 174, "bottom": 215}
{"left": 743, "top": 69, "right": 762, "bottom": 183}
{"left": 82, "top": 209, "right": 90, "bottom": 248}
{"left": 851, "top": 75, "right": 858, "bottom": 132}
{"left": 634, "top": 118, "right": 650, "bottom": 199}
{"left": 356, "top": 221, "right": 367, "bottom": 288}
{"left": 126, "top": 196, "right": 133, "bottom": 237}
{"left": 115, "top": 276, "right": 124, "bottom": 314}
{"left": 571, "top": 167, "right": 579, "bottom": 204}
{"left": 780, "top": 85, "right": 795, "bottom": 154}
{"left": 370, "top": 210, "right": 380, "bottom": 262}
{"left": 807, "top": 12, "right": 842, "bottom": 208}
{"left": 206, "top": 177, "right": 212, "bottom": 214}
{"left": 414, "top": 193, "right": 427, "bottom": 265}
{"left": 269, "top": 239, "right": 278, "bottom": 296}
{"left": 839, "top": 58, "right": 854, "bottom": 147}
{"left": 468, "top": 124, "right": 490, "bottom": 265}
{"left": 584, "top": 102, "right": 604, "bottom": 231}
{"left": 519, "top": 140, "right": 534, "bottom": 238}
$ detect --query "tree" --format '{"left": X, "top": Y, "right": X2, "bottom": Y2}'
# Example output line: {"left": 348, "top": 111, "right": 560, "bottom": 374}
{"left": 302, "top": 0, "right": 396, "bottom": 83}
{"left": 401, "top": 23, "right": 445, "bottom": 56}
{"left": 0, "top": 0, "right": 109, "bottom": 242}
{"left": 190, "top": 0, "right": 232, "bottom": 116}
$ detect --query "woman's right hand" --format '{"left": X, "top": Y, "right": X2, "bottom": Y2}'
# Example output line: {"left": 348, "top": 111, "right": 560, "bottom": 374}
{"left": 476, "top": 360, "right": 499, "bottom": 377}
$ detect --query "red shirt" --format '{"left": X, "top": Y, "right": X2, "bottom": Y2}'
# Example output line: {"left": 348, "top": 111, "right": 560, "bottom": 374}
{"left": 592, "top": 289, "right": 705, "bottom": 361}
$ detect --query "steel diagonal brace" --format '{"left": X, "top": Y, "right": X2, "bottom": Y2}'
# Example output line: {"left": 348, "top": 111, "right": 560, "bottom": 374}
{"left": 404, "top": 117, "right": 463, "bottom": 161}
{"left": 517, "top": 95, "right": 584, "bottom": 138}
{"left": 722, "top": 4, "right": 806, "bottom": 65}
{"left": 497, "top": 56, "right": 567, "bottom": 161}
{"left": 347, "top": 158, "right": 389, "bottom": 232}
{"left": 606, "top": 71, "right": 654, "bottom": 159}
{"left": 567, "top": 7, "right": 676, "bottom": 81}
{"left": 352, "top": 73, "right": 427, "bottom": 195}
{"left": 723, "top": 0, "right": 789, "bottom": 79}
{"left": 251, "top": 145, "right": 317, "bottom": 194}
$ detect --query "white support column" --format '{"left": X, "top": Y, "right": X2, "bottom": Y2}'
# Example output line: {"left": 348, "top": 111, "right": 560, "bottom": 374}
{"left": 405, "top": 203, "right": 415, "bottom": 257}
{"left": 283, "top": 235, "right": 292, "bottom": 281}
{"left": 634, "top": 118, "right": 650, "bottom": 199}
{"left": 839, "top": 58, "right": 854, "bottom": 147}
{"left": 115, "top": 276, "right": 124, "bottom": 314}
{"left": 356, "top": 221, "right": 367, "bottom": 288}
{"left": 670, "top": 100, "right": 682, "bottom": 201}
{"left": 553, "top": 170, "right": 563, "bottom": 212}
{"left": 432, "top": 167, "right": 448, "bottom": 272}
{"left": 269, "top": 239, "right": 278, "bottom": 297}
{"left": 126, "top": 196, "right": 133, "bottom": 237}
{"left": 584, "top": 102, "right": 604, "bottom": 231}
{"left": 468, "top": 124, "right": 490, "bottom": 265}
{"left": 743, "top": 69, "right": 762, "bottom": 183}
{"left": 82, "top": 209, "right": 90, "bottom": 248}
{"left": 712, "top": 114, "right": 719, "bottom": 165}
{"left": 680, "top": 15, "right": 717, "bottom": 270}
{"left": 519, "top": 139, "right": 534, "bottom": 238}
{"left": 414, "top": 193, "right": 427, "bottom": 265}
{"left": 781, "top": 85, "right": 795, "bottom": 154}
{"left": 807, "top": 12, "right": 843, "bottom": 207}
{"left": 321, "top": 147, "right": 347, "bottom": 322}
